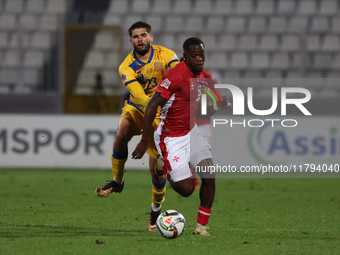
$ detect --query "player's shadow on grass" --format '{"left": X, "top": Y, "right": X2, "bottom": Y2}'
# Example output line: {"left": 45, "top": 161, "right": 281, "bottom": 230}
{"left": 0, "top": 223, "right": 146, "bottom": 238}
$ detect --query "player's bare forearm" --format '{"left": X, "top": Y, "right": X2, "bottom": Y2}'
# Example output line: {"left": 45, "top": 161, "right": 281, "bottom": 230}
{"left": 132, "top": 92, "right": 167, "bottom": 159}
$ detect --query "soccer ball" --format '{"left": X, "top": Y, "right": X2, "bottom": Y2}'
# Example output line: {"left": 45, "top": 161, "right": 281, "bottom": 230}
{"left": 156, "top": 209, "right": 186, "bottom": 239}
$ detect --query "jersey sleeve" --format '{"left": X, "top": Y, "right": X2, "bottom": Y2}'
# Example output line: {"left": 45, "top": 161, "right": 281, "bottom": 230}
{"left": 164, "top": 49, "right": 180, "bottom": 69}
{"left": 119, "top": 63, "right": 150, "bottom": 109}
{"left": 156, "top": 72, "right": 181, "bottom": 101}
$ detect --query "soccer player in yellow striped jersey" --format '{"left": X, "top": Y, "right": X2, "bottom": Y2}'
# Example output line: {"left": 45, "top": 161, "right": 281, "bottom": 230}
{"left": 120, "top": 44, "right": 179, "bottom": 113}
{"left": 95, "top": 21, "right": 179, "bottom": 232}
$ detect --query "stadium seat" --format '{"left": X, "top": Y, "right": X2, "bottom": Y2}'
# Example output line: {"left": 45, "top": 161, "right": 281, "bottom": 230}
{"left": 322, "top": 35, "right": 340, "bottom": 51}
{"left": 305, "top": 72, "right": 324, "bottom": 88}
{"left": 108, "top": 0, "right": 129, "bottom": 14}
{"left": 132, "top": 0, "right": 150, "bottom": 13}
{"left": 230, "top": 53, "right": 248, "bottom": 69}
{"left": 298, "top": 0, "right": 316, "bottom": 15}
{"left": 331, "top": 17, "right": 340, "bottom": 32}
{"left": 244, "top": 71, "right": 263, "bottom": 87}
{"left": 292, "top": 53, "right": 311, "bottom": 69}
{"left": 307, "top": 35, "right": 320, "bottom": 51}
{"left": 173, "top": 0, "right": 192, "bottom": 15}
{"left": 269, "top": 17, "right": 287, "bottom": 33}
{"left": 3, "top": 50, "right": 18, "bottom": 67}
{"left": 164, "top": 16, "right": 183, "bottom": 32}
{"left": 84, "top": 51, "right": 104, "bottom": 69}
{"left": 102, "top": 69, "right": 118, "bottom": 87}
{"left": 285, "top": 71, "right": 303, "bottom": 87}
{"left": 93, "top": 31, "right": 117, "bottom": 50}
{"left": 24, "top": 50, "right": 45, "bottom": 67}
{"left": 213, "top": 0, "right": 232, "bottom": 15}
{"left": 313, "top": 53, "right": 332, "bottom": 69}
{"left": 160, "top": 34, "right": 175, "bottom": 50}
{"left": 206, "top": 17, "right": 224, "bottom": 32}
{"left": 9, "top": 33, "right": 30, "bottom": 48}
{"left": 332, "top": 54, "right": 340, "bottom": 69}
{"left": 105, "top": 51, "right": 120, "bottom": 69}
{"left": 77, "top": 69, "right": 96, "bottom": 86}
{"left": 250, "top": 53, "right": 269, "bottom": 69}
{"left": 145, "top": 16, "right": 162, "bottom": 33}
{"left": 4, "top": 0, "right": 24, "bottom": 14}
{"left": 325, "top": 72, "right": 340, "bottom": 87}
{"left": 319, "top": 0, "right": 338, "bottom": 15}
{"left": 218, "top": 35, "right": 236, "bottom": 51}
{"left": 256, "top": 0, "right": 274, "bottom": 15}
{"left": 227, "top": 17, "right": 245, "bottom": 33}
{"left": 239, "top": 35, "right": 257, "bottom": 50}
{"left": 259, "top": 35, "right": 278, "bottom": 51}
{"left": 235, "top": 0, "right": 253, "bottom": 15}
{"left": 25, "top": 0, "right": 45, "bottom": 14}
{"left": 0, "top": 68, "right": 16, "bottom": 84}
{"left": 266, "top": 70, "right": 283, "bottom": 78}
{"left": 152, "top": 0, "right": 170, "bottom": 14}
{"left": 0, "top": 32, "right": 9, "bottom": 49}
{"left": 288, "top": 17, "right": 308, "bottom": 33}
{"left": 31, "top": 32, "right": 52, "bottom": 49}
{"left": 200, "top": 34, "right": 217, "bottom": 50}
{"left": 281, "top": 35, "right": 299, "bottom": 51}
{"left": 271, "top": 53, "right": 289, "bottom": 69}
{"left": 278, "top": 0, "right": 296, "bottom": 14}
{"left": 24, "top": 68, "right": 39, "bottom": 86}
{"left": 103, "top": 15, "right": 121, "bottom": 25}
{"left": 311, "top": 17, "right": 329, "bottom": 32}
{"left": 263, "top": 72, "right": 284, "bottom": 88}
{"left": 184, "top": 17, "right": 203, "bottom": 33}
{"left": 124, "top": 15, "right": 143, "bottom": 31}
{"left": 74, "top": 87, "right": 92, "bottom": 95}
{"left": 46, "top": 0, "right": 67, "bottom": 14}
{"left": 38, "top": 15, "right": 59, "bottom": 31}
{"left": 0, "top": 14, "right": 17, "bottom": 30}
{"left": 19, "top": 14, "right": 39, "bottom": 31}
{"left": 220, "top": 71, "right": 241, "bottom": 85}
{"left": 248, "top": 17, "right": 266, "bottom": 33}
{"left": 178, "top": 34, "right": 196, "bottom": 51}
{"left": 193, "top": 0, "right": 213, "bottom": 15}
{"left": 206, "top": 53, "right": 228, "bottom": 69}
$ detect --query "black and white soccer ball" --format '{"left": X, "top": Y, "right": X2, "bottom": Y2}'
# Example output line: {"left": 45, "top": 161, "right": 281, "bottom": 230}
{"left": 156, "top": 209, "right": 186, "bottom": 239}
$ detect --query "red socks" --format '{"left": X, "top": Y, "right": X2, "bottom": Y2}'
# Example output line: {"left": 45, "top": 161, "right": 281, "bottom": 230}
{"left": 197, "top": 206, "right": 211, "bottom": 225}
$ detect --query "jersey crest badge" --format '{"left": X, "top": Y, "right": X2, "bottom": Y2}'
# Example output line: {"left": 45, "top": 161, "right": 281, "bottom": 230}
{"left": 154, "top": 61, "right": 162, "bottom": 70}
{"left": 120, "top": 73, "right": 128, "bottom": 82}
{"left": 160, "top": 78, "right": 171, "bottom": 89}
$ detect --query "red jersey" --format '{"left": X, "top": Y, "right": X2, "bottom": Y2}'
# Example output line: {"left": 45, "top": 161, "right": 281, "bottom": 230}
{"left": 155, "top": 61, "right": 204, "bottom": 137}
{"left": 194, "top": 70, "right": 218, "bottom": 126}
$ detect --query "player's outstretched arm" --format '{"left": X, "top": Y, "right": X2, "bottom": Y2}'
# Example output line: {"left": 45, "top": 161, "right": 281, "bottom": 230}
{"left": 132, "top": 92, "right": 167, "bottom": 159}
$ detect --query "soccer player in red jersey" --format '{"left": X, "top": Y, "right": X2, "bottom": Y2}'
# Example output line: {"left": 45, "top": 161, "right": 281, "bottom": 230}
{"left": 132, "top": 37, "right": 231, "bottom": 236}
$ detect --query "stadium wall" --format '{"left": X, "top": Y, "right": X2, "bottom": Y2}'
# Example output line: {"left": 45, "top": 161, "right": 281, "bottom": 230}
{"left": 1, "top": 115, "right": 339, "bottom": 170}
{"left": 0, "top": 114, "right": 147, "bottom": 169}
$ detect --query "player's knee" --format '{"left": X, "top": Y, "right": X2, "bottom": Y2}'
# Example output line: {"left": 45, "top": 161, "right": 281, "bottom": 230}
{"left": 115, "top": 132, "right": 131, "bottom": 146}
{"left": 181, "top": 188, "right": 194, "bottom": 197}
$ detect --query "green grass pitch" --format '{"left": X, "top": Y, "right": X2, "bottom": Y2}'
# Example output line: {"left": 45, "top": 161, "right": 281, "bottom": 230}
{"left": 1, "top": 169, "right": 340, "bottom": 255}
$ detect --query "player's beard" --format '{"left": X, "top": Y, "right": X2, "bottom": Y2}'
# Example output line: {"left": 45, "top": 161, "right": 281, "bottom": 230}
{"left": 134, "top": 42, "right": 151, "bottom": 56}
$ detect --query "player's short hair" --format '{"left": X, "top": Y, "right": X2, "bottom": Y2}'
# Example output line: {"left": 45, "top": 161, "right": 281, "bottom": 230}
{"left": 128, "top": 21, "right": 151, "bottom": 37}
{"left": 183, "top": 37, "right": 204, "bottom": 52}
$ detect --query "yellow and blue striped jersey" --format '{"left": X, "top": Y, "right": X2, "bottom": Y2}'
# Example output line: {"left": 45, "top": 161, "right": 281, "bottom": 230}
{"left": 119, "top": 45, "right": 179, "bottom": 112}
